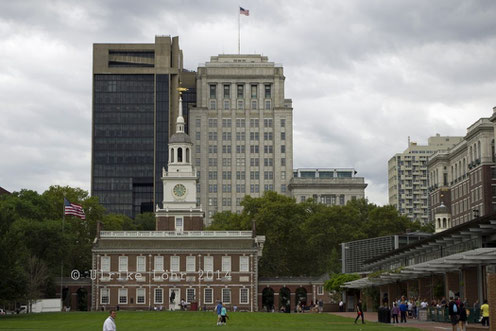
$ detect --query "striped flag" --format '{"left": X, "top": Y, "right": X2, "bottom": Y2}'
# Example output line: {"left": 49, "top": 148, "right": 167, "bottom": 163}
{"left": 240, "top": 7, "right": 249, "bottom": 16}
{"left": 64, "top": 198, "right": 86, "bottom": 219}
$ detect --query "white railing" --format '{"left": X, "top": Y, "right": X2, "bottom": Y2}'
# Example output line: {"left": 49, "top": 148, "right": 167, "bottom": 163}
{"left": 100, "top": 231, "right": 253, "bottom": 238}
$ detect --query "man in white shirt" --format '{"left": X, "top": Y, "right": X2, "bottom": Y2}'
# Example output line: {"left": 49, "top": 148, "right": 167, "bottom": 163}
{"left": 103, "top": 310, "right": 116, "bottom": 331}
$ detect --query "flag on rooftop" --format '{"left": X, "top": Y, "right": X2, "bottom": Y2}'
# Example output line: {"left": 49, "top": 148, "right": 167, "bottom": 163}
{"left": 64, "top": 198, "right": 86, "bottom": 219}
{"left": 240, "top": 7, "right": 250, "bottom": 16}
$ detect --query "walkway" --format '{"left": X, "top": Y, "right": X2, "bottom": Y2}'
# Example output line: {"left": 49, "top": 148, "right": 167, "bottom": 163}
{"left": 330, "top": 312, "right": 459, "bottom": 331}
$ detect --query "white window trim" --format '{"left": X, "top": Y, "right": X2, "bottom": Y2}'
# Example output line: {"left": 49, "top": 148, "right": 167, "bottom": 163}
{"left": 137, "top": 256, "right": 146, "bottom": 272}
{"left": 170, "top": 256, "right": 180, "bottom": 272}
{"left": 222, "top": 288, "right": 231, "bottom": 304}
{"left": 239, "top": 256, "right": 249, "bottom": 272}
{"left": 118, "top": 288, "right": 128, "bottom": 304}
{"left": 204, "top": 288, "right": 213, "bottom": 304}
{"left": 186, "top": 288, "right": 196, "bottom": 304}
{"left": 154, "top": 256, "right": 164, "bottom": 272}
{"left": 222, "top": 256, "right": 231, "bottom": 272}
{"left": 317, "top": 286, "right": 324, "bottom": 295}
{"left": 136, "top": 288, "right": 146, "bottom": 304}
{"left": 101, "top": 256, "right": 110, "bottom": 272}
{"left": 186, "top": 256, "right": 196, "bottom": 272}
{"left": 204, "top": 256, "right": 213, "bottom": 272}
{"left": 100, "top": 288, "right": 110, "bottom": 305}
{"left": 119, "top": 256, "right": 128, "bottom": 272}
{"left": 240, "top": 288, "right": 249, "bottom": 304}
{"left": 154, "top": 288, "right": 164, "bottom": 304}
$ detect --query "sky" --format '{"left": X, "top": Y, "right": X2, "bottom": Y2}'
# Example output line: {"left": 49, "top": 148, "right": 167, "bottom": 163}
{"left": 1, "top": 0, "right": 496, "bottom": 205}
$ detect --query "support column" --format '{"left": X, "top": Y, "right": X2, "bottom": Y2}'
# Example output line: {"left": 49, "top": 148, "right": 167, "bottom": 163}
{"left": 478, "top": 265, "right": 484, "bottom": 303}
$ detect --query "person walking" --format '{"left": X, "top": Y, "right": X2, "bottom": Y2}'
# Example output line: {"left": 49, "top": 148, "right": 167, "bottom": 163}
{"left": 354, "top": 299, "right": 365, "bottom": 324}
{"left": 448, "top": 297, "right": 459, "bottom": 331}
{"left": 338, "top": 300, "right": 344, "bottom": 312}
{"left": 103, "top": 310, "right": 116, "bottom": 331}
{"left": 400, "top": 301, "right": 408, "bottom": 323}
{"left": 458, "top": 300, "right": 467, "bottom": 331}
{"left": 391, "top": 303, "right": 400, "bottom": 323}
{"left": 216, "top": 301, "right": 223, "bottom": 326}
{"left": 220, "top": 303, "right": 228, "bottom": 325}
{"left": 481, "top": 300, "right": 490, "bottom": 326}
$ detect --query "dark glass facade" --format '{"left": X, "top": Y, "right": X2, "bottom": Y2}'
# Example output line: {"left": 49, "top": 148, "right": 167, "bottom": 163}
{"left": 92, "top": 74, "right": 158, "bottom": 218}
{"left": 154, "top": 75, "right": 170, "bottom": 207}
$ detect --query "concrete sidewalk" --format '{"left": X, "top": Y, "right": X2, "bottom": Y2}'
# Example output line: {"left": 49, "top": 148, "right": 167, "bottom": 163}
{"left": 330, "top": 312, "right": 460, "bottom": 331}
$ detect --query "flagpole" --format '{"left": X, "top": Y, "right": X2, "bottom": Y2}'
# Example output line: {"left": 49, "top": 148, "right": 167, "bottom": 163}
{"left": 238, "top": 5, "right": 240, "bottom": 54}
{"left": 60, "top": 197, "right": 65, "bottom": 310}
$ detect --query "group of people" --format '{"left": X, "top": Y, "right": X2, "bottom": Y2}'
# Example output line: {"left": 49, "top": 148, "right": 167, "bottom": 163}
{"left": 448, "top": 297, "right": 490, "bottom": 330}
{"left": 215, "top": 301, "right": 228, "bottom": 326}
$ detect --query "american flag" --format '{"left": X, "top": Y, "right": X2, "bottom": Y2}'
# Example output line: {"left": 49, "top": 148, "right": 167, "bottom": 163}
{"left": 64, "top": 198, "right": 86, "bottom": 219}
{"left": 240, "top": 7, "right": 249, "bottom": 16}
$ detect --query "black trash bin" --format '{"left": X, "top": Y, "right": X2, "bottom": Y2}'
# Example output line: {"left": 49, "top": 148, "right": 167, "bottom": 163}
{"left": 384, "top": 307, "right": 391, "bottom": 323}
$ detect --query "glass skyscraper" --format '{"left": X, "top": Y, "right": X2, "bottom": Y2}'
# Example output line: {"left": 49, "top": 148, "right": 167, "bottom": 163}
{"left": 91, "top": 36, "right": 195, "bottom": 218}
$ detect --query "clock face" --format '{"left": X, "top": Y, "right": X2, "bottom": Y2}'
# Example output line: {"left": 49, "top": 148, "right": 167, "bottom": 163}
{"left": 173, "top": 184, "right": 186, "bottom": 198}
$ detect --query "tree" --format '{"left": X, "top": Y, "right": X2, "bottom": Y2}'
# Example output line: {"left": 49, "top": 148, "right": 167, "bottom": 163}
{"left": 324, "top": 273, "right": 360, "bottom": 292}
{"left": 24, "top": 256, "right": 49, "bottom": 313}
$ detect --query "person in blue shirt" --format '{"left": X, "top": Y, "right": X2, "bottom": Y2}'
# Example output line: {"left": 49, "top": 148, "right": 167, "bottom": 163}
{"left": 216, "top": 301, "right": 223, "bottom": 326}
{"left": 400, "top": 301, "right": 408, "bottom": 323}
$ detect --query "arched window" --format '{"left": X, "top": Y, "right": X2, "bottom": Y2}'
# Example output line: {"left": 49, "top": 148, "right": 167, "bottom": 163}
{"left": 469, "top": 146, "right": 473, "bottom": 163}
{"left": 178, "top": 147, "right": 183, "bottom": 162}
{"left": 442, "top": 218, "right": 447, "bottom": 228}
{"left": 437, "top": 218, "right": 441, "bottom": 228}
{"left": 478, "top": 141, "right": 481, "bottom": 159}
{"left": 171, "top": 148, "right": 174, "bottom": 163}
{"left": 186, "top": 148, "right": 190, "bottom": 163}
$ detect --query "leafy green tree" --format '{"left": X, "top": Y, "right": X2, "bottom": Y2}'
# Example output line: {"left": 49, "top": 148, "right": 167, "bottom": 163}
{"left": 324, "top": 273, "right": 360, "bottom": 292}
{"left": 206, "top": 211, "right": 250, "bottom": 231}
{"left": 133, "top": 212, "right": 156, "bottom": 230}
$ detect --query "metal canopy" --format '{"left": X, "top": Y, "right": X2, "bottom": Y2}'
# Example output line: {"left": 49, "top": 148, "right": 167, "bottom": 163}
{"left": 342, "top": 247, "right": 496, "bottom": 289}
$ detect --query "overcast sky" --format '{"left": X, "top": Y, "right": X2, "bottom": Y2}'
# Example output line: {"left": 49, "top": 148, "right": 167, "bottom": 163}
{"left": 1, "top": 0, "right": 496, "bottom": 205}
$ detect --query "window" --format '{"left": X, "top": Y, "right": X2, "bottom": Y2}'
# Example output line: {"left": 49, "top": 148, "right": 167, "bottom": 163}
{"left": 222, "top": 132, "right": 232, "bottom": 141}
{"left": 236, "top": 132, "right": 246, "bottom": 141}
{"left": 237, "top": 100, "right": 244, "bottom": 110}
{"left": 118, "top": 288, "right": 128, "bottom": 304}
{"left": 222, "top": 256, "right": 231, "bottom": 272}
{"left": 137, "top": 256, "right": 146, "bottom": 272}
{"left": 236, "top": 158, "right": 246, "bottom": 166}
{"left": 281, "top": 158, "right": 286, "bottom": 166}
{"left": 208, "top": 197, "right": 217, "bottom": 206}
{"left": 137, "top": 288, "right": 145, "bottom": 304}
{"left": 224, "top": 84, "right": 230, "bottom": 98}
{"left": 265, "top": 100, "right": 271, "bottom": 110}
{"left": 175, "top": 217, "right": 183, "bottom": 232}
{"left": 339, "top": 195, "right": 345, "bottom": 205}
{"left": 154, "top": 256, "right": 164, "bottom": 271}
{"left": 208, "top": 119, "right": 217, "bottom": 128}
{"left": 119, "top": 256, "right": 128, "bottom": 272}
{"left": 280, "top": 119, "right": 286, "bottom": 127}
{"left": 222, "top": 145, "right": 231, "bottom": 154}
{"left": 101, "top": 256, "right": 110, "bottom": 272}
{"left": 196, "top": 158, "right": 201, "bottom": 166}
{"left": 250, "top": 171, "right": 259, "bottom": 180}
{"left": 250, "top": 145, "right": 259, "bottom": 153}
{"left": 251, "top": 100, "right": 257, "bottom": 110}
{"left": 264, "top": 158, "right": 273, "bottom": 167}
{"left": 195, "top": 132, "right": 201, "bottom": 140}
{"left": 222, "top": 118, "right": 231, "bottom": 128}
{"left": 250, "top": 158, "right": 260, "bottom": 167}
{"left": 208, "top": 145, "right": 217, "bottom": 153}
{"left": 250, "top": 184, "right": 260, "bottom": 193}
{"left": 317, "top": 286, "right": 324, "bottom": 295}
{"left": 281, "top": 184, "right": 287, "bottom": 193}
{"left": 263, "top": 118, "right": 273, "bottom": 128}
{"left": 100, "top": 288, "right": 109, "bottom": 304}
{"left": 240, "top": 256, "right": 249, "bottom": 272}
{"left": 237, "top": 84, "right": 244, "bottom": 98}
{"left": 281, "top": 171, "right": 286, "bottom": 180}
{"left": 250, "top": 132, "right": 259, "bottom": 141}
{"left": 154, "top": 288, "right": 163, "bottom": 304}
{"left": 224, "top": 100, "right": 230, "bottom": 110}
{"left": 209, "top": 171, "right": 218, "bottom": 180}
{"left": 236, "top": 118, "right": 246, "bottom": 128}
{"left": 264, "top": 171, "right": 273, "bottom": 180}
{"left": 250, "top": 119, "right": 259, "bottom": 127}
{"left": 222, "top": 198, "right": 232, "bottom": 206}
{"left": 186, "top": 256, "right": 196, "bottom": 272}
{"left": 222, "top": 288, "right": 231, "bottom": 304}
{"left": 208, "top": 184, "right": 218, "bottom": 193}
{"left": 264, "top": 84, "right": 271, "bottom": 98}
{"left": 264, "top": 145, "right": 273, "bottom": 153}
{"left": 208, "top": 131, "right": 217, "bottom": 140}
{"left": 204, "top": 256, "right": 213, "bottom": 272}
{"left": 264, "top": 132, "right": 273, "bottom": 140}
{"left": 264, "top": 184, "right": 274, "bottom": 191}
{"left": 236, "top": 171, "right": 245, "bottom": 180}
{"left": 222, "top": 171, "right": 231, "bottom": 180}
{"left": 222, "top": 158, "right": 231, "bottom": 167}
{"left": 195, "top": 118, "right": 201, "bottom": 127}
{"left": 281, "top": 145, "right": 286, "bottom": 153}
{"left": 236, "top": 145, "right": 246, "bottom": 153}
{"left": 251, "top": 85, "right": 257, "bottom": 98}
{"left": 210, "top": 85, "right": 216, "bottom": 98}
{"left": 186, "top": 288, "right": 196, "bottom": 303}
{"left": 210, "top": 100, "right": 216, "bottom": 110}
{"left": 170, "top": 256, "right": 180, "bottom": 272}
{"left": 204, "top": 288, "right": 213, "bottom": 304}
{"left": 236, "top": 184, "right": 245, "bottom": 193}
{"left": 222, "top": 184, "right": 232, "bottom": 193}
{"left": 208, "top": 158, "right": 218, "bottom": 167}
{"left": 240, "top": 288, "right": 249, "bottom": 304}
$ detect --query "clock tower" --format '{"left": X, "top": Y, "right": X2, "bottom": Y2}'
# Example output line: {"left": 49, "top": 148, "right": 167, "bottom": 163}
{"left": 156, "top": 88, "right": 204, "bottom": 231}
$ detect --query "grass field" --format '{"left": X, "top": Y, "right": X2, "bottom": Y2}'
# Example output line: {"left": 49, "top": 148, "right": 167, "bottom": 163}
{"left": 0, "top": 311, "right": 423, "bottom": 331}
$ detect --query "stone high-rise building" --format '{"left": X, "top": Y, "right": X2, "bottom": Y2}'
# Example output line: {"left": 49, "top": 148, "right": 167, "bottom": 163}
{"left": 388, "top": 135, "right": 463, "bottom": 224}
{"left": 91, "top": 36, "right": 196, "bottom": 218}
{"left": 189, "top": 55, "right": 293, "bottom": 224}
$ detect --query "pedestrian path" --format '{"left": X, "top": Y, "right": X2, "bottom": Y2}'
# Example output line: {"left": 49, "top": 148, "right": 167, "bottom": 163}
{"left": 330, "top": 312, "right": 458, "bottom": 331}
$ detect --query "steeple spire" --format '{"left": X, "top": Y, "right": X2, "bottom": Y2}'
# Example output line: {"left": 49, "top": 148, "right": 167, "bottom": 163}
{"left": 176, "top": 87, "right": 188, "bottom": 134}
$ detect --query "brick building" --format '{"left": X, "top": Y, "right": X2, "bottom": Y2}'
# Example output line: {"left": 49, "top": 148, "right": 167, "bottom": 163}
{"left": 91, "top": 93, "right": 265, "bottom": 311}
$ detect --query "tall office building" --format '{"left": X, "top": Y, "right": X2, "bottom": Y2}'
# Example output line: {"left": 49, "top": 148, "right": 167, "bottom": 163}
{"left": 388, "top": 135, "right": 463, "bottom": 224}
{"left": 189, "top": 55, "right": 293, "bottom": 224}
{"left": 91, "top": 36, "right": 196, "bottom": 218}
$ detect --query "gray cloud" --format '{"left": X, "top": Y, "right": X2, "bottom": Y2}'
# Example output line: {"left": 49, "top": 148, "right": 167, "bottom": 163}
{"left": 1, "top": 0, "right": 495, "bottom": 205}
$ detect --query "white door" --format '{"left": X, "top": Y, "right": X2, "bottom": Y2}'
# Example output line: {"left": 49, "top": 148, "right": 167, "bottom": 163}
{"left": 169, "top": 288, "right": 180, "bottom": 310}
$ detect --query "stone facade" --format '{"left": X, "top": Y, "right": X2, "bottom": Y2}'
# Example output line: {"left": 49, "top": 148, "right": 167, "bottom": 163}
{"left": 289, "top": 168, "right": 366, "bottom": 205}
{"left": 189, "top": 54, "right": 293, "bottom": 225}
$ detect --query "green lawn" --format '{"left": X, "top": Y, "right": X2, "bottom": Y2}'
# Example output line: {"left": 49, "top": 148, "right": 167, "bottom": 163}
{"left": 0, "top": 311, "right": 422, "bottom": 331}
